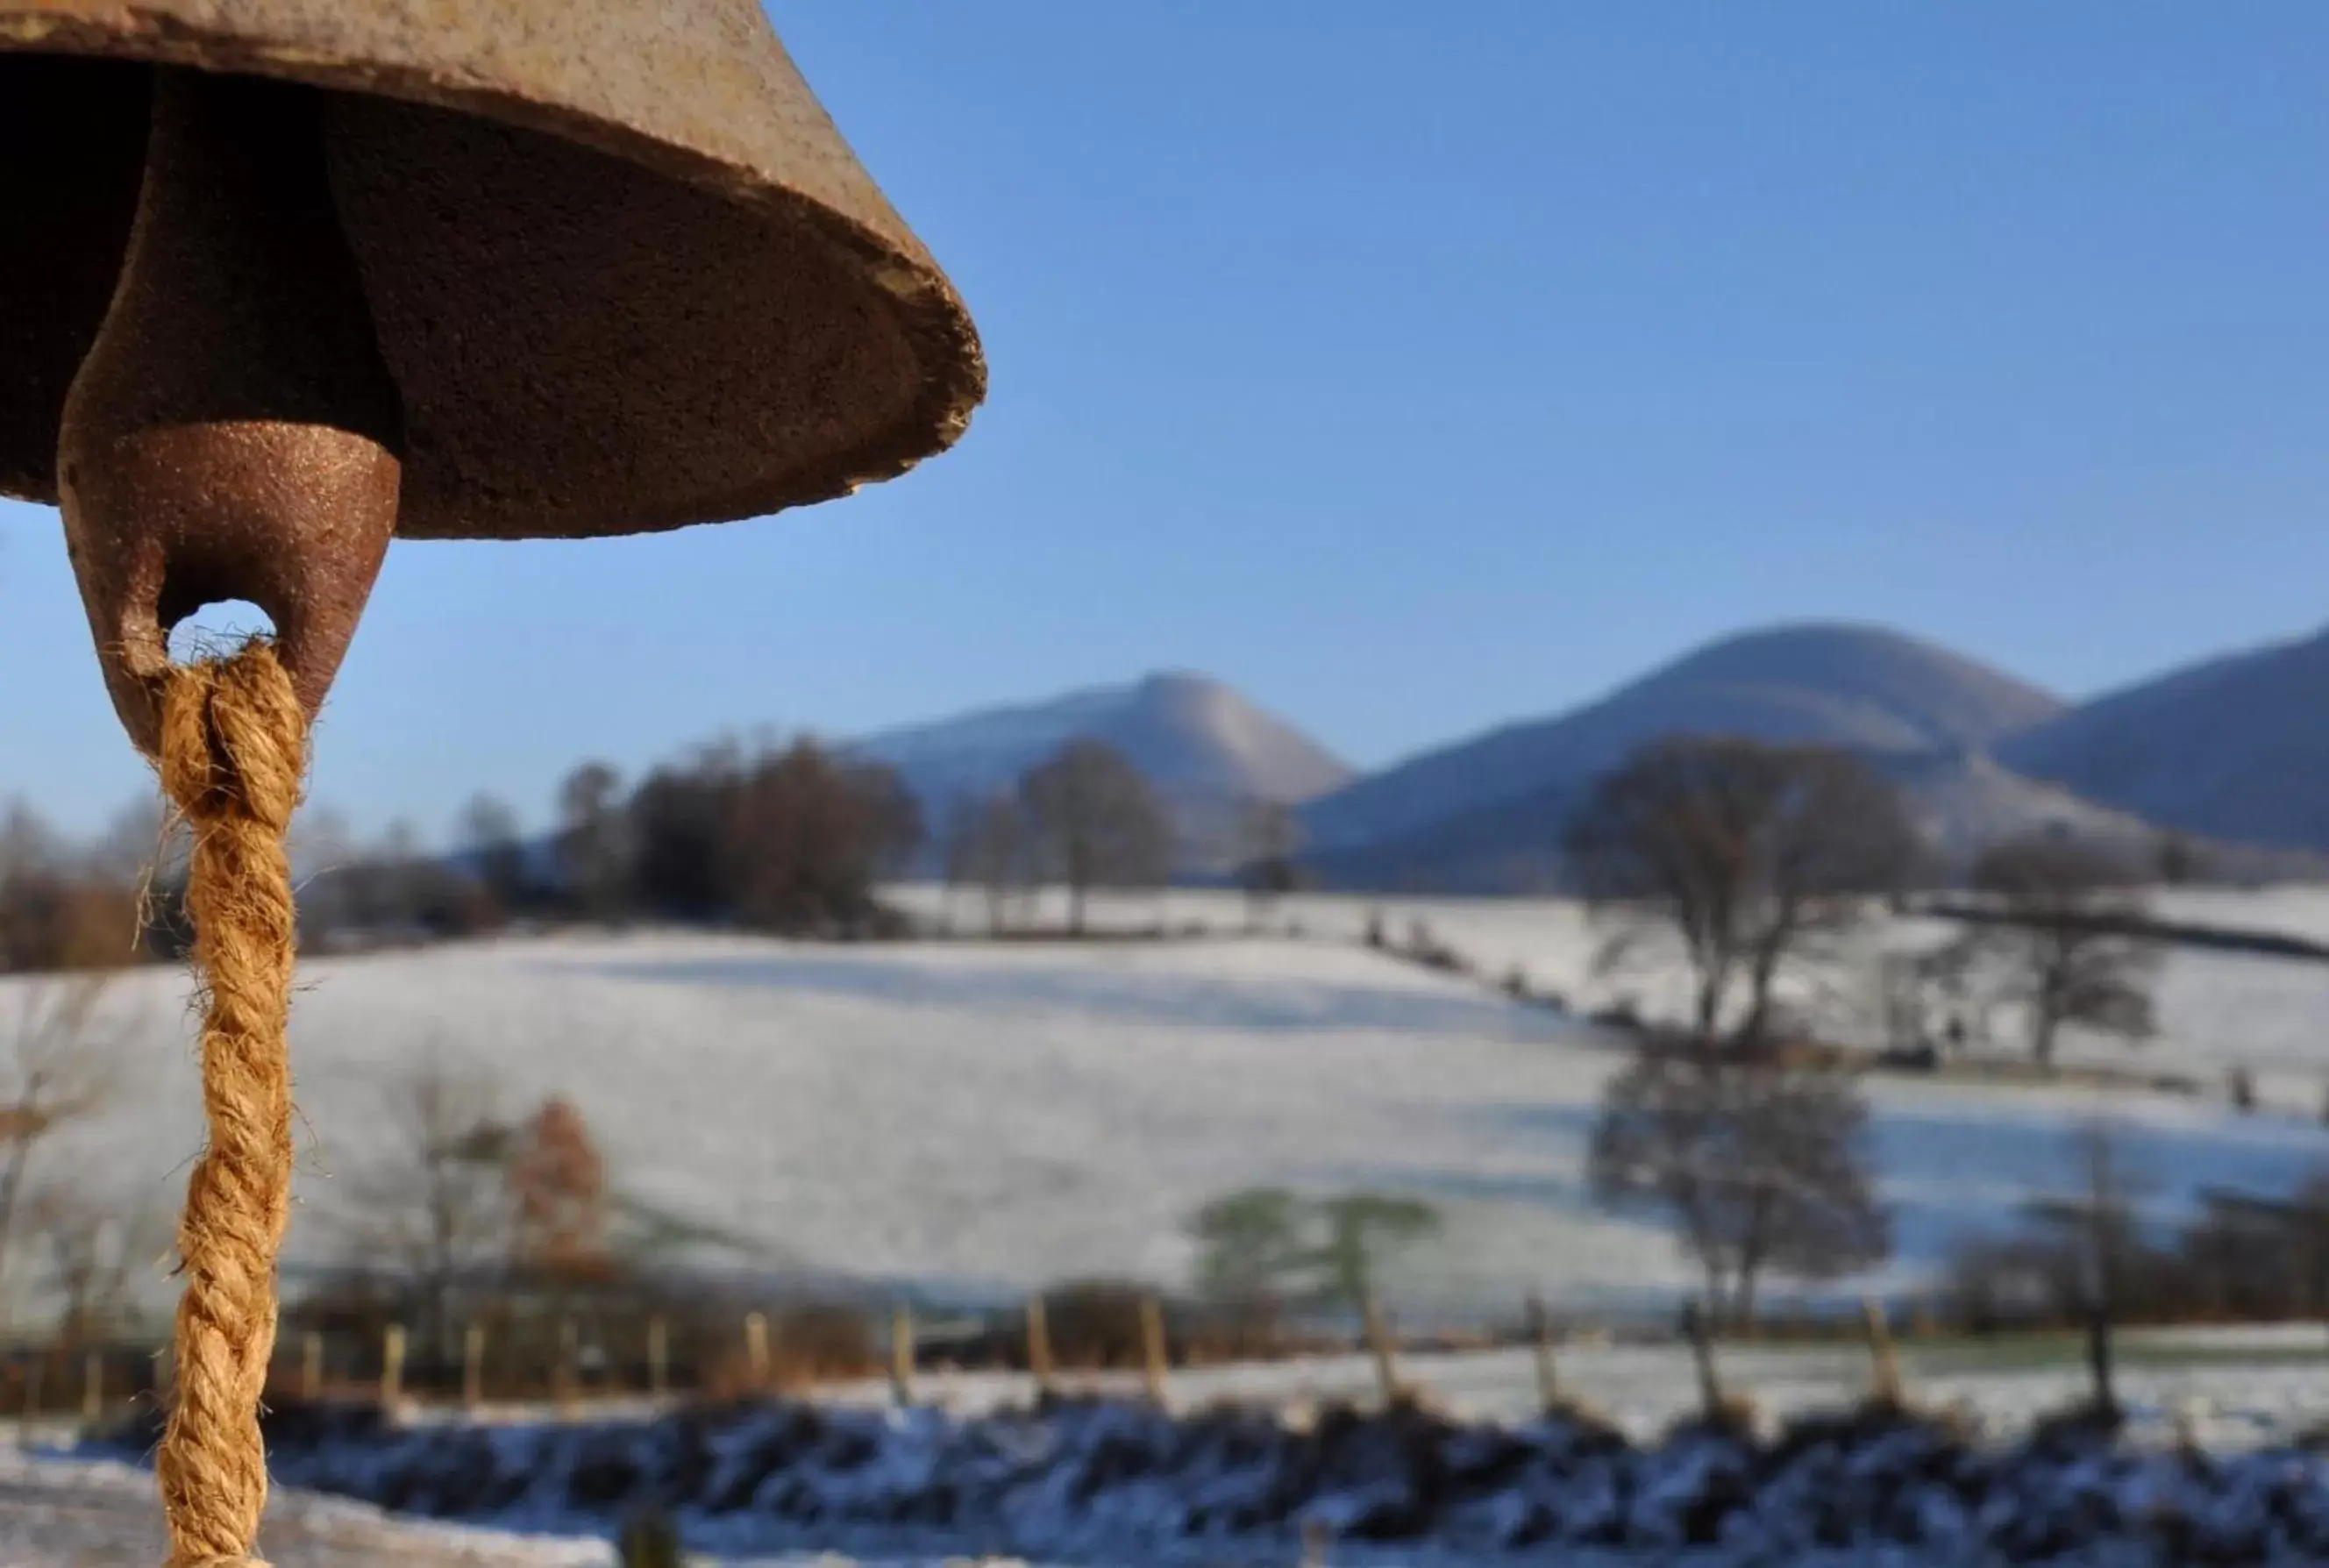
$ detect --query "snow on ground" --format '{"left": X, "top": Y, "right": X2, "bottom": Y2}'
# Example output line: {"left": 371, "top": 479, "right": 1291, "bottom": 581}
{"left": 2149, "top": 887, "right": 2329, "bottom": 947}
{"left": 903, "top": 886, "right": 2329, "bottom": 1112}
{"left": 26, "top": 1326, "right": 2329, "bottom": 1568}
{"left": 0, "top": 1439, "right": 617, "bottom": 1567}
{"left": 18, "top": 893, "right": 2329, "bottom": 1328}
{"left": 716, "top": 1329, "right": 2329, "bottom": 1450}
{"left": 70, "top": 1377, "right": 2329, "bottom": 1568}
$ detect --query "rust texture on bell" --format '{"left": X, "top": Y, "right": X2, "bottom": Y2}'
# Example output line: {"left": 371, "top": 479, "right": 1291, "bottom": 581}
{"left": 0, "top": 0, "right": 986, "bottom": 745}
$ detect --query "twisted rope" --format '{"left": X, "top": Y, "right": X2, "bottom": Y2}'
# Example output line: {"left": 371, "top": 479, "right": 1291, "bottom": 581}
{"left": 150, "top": 644, "right": 305, "bottom": 1568}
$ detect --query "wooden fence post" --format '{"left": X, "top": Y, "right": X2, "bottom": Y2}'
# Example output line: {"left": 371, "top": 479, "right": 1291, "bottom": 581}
{"left": 1682, "top": 1301, "right": 1723, "bottom": 1421}
{"left": 1139, "top": 1295, "right": 1170, "bottom": 1408}
{"left": 1361, "top": 1290, "right": 1400, "bottom": 1404}
{"left": 302, "top": 1329, "right": 324, "bottom": 1401}
{"left": 1910, "top": 1290, "right": 1939, "bottom": 1340}
{"left": 1026, "top": 1294, "right": 1056, "bottom": 1397}
{"left": 889, "top": 1302, "right": 915, "bottom": 1407}
{"left": 1525, "top": 1291, "right": 1559, "bottom": 1410}
{"left": 2085, "top": 1295, "right": 2118, "bottom": 1417}
{"left": 1862, "top": 1296, "right": 1903, "bottom": 1406}
{"left": 82, "top": 1350, "right": 103, "bottom": 1424}
{"left": 617, "top": 1506, "right": 684, "bottom": 1568}
{"left": 744, "top": 1311, "right": 771, "bottom": 1389}
{"left": 380, "top": 1323, "right": 406, "bottom": 1408}
{"left": 463, "top": 1322, "right": 487, "bottom": 1410}
{"left": 20, "top": 1352, "right": 44, "bottom": 1439}
{"left": 647, "top": 1314, "right": 670, "bottom": 1401}
{"left": 556, "top": 1318, "right": 580, "bottom": 1412}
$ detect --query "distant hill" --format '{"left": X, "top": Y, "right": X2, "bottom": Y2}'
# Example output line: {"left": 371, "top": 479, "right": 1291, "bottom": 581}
{"left": 834, "top": 622, "right": 2329, "bottom": 896}
{"left": 1304, "top": 623, "right": 2067, "bottom": 855}
{"left": 851, "top": 672, "right": 1353, "bottom": 869}
{"left": 1998, "top": 624, "right": 2329, "bottom": 855}
{"left": 1300, "top": 748, "right": 2212, "bottom": 895}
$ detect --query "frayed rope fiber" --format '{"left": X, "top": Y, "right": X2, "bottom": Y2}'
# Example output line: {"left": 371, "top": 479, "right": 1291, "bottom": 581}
{"left": 151, "top": 643, "right": 306, "bottom": 1568}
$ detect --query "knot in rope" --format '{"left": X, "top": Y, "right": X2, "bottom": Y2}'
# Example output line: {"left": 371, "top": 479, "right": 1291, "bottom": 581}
{"left": 156, "top": 652, "right": 305, "bottom": 833}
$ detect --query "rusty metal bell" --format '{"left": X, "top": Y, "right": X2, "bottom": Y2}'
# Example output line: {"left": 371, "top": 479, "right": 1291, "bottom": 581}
{"left": 0, "top": 4, "right": 985, "bottom": 749}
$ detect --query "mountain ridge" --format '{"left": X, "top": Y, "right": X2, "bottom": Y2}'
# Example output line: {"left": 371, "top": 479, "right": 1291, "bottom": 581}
{"left": 1998, "top": 620, "right": 2329, "bottom": 854}
{"left": 842, "top": 619, "right": 2329, "bottom": 892}
{"left": 1302, "top": 622, "right": 2067, "bottom": 855}
{"left": 849, "top": 671, "right": 1353, "bottom": 869}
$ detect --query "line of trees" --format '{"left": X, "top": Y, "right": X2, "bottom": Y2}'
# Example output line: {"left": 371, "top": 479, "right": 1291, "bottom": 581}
{"left": 942, "top": 738, "right": 1178, "bottom": 934}
{"left": 292, "top": 735, "right": 928, "bottom": 943}
{"left": 0, "top": 725, "right": 1300, "bottom": 961}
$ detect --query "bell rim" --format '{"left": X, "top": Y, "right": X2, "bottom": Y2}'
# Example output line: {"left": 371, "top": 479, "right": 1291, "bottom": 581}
{"left": 0, "top": 23, "right": 988, "bottom": 537}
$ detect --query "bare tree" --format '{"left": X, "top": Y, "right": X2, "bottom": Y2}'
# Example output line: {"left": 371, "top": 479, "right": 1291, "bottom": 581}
{"left": 0, "top": 976, "right": 131, "bottom": 1322}
{"left": 944, "top": 793, "right": 1035, "bottom": 933}
{"left": 460, "top": 793, "right": 530, "bottom": 919}
{"left": 0, "top": 802, "right": 147, "bottom": 974}
{"left": 1588, "top": 1047, "right": 1891, "bottom": 1330}
{"left": 555, "top": 761, "right": 632, "bottom": 922}
{"left": 1956, "top": 836, "right": 2160, "bottom": 1072}
{"left": 1234, "top": 798, "right": 1304, "bottom": 929}
{"left": 2024, "top": 1120, "right": 2151, "bottom": 1415}
{"left": 847, "top": 762, "right": 928, "bottom": 884}
{"left": 324, "top": 1057, "right": 516, "bottom": 1366}
{"left": 2154, "top": 831, "right": 2207, "bottom": 887}
{"left": 723, "top": 742, "right": 922, "bottom": 932}
{"left": 1850, "top": 942, "right": 1985, "bottom": 1058}
{"left": 1565, "top": 738, "right": 1920, "bottom": 1046}
{"left": 23, "top": 1182, "right": 163, "bottom": 1348}
{"left": 628, "top": 738, "right": 919, "bottom": 934}
{"left": 1018, "top": 740, "right": 1174, "bottom": 934}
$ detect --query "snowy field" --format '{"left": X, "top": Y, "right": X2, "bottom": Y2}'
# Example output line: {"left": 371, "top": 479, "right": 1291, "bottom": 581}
{"left": 15, "top": 886, "right": 2329, "bottom": 1331}
{"left": 904, "top": 885, "right": 2329, "bottom": 1111}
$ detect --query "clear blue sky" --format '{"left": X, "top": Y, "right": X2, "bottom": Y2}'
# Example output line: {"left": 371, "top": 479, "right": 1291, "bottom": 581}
{"left": 9, "top": 1, "right": 2329, "bottom": 841}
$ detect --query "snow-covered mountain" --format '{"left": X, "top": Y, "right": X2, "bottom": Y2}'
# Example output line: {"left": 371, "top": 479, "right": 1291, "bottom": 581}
{"left": 1293, "top": 622, "right": 2329, "bottom": 893}
{"left": 839, "top": 624, "right": 2329, "bottom": 894}
{"left": 851, "top": 672, "right": 1353, "bottom": 866}
{"left": 1304, "top": 623, "right": 2067, "bottom": 854}
{"left": 1998, "top": 623, "right": 2329, "bottom": 855}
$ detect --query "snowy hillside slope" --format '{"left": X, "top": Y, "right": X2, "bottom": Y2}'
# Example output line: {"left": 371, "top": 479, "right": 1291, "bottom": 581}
{"left": 32, "top": 895, "right": 2329, "bottom": 1329}
{"left": 902, "top": 885, "right": 2329, "bottom": 1113}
